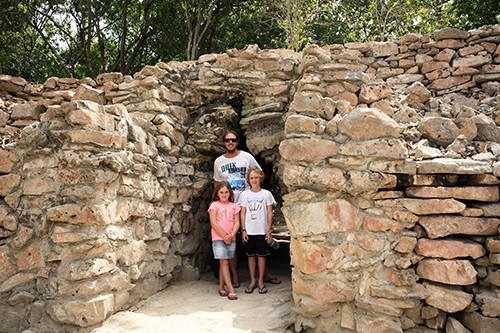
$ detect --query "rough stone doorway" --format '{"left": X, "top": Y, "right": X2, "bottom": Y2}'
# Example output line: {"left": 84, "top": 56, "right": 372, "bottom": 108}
{"left": 92, "top": 117, "right": 294, "bottom": 332}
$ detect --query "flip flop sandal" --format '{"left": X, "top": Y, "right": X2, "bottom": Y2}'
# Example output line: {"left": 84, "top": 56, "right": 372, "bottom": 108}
{"left": 258, "top": 286, "right": 268, "bottom": 294}
{"left": 218, "top": 290, "right": 228, "bottom": 297}
{"left": 227, "top": 292, "right": 238, "bottom": 300}
{"left": 232, "top": 282, "right": 241, "bottom": 288}
{"left": 244, "top": 285, "right": 256, "bottom": 294}
{"left": 265, "top": 277, "right": 282, "bottom": 284}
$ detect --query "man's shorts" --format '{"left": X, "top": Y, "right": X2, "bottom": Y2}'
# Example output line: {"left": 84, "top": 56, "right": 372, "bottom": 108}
{"left": 212, "top": 240, "right": 236, "bottom": 259}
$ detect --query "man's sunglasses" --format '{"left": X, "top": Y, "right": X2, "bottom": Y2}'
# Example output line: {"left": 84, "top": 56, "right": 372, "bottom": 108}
{"left": 224, "top": 138, "right": 238, "bottom": 143}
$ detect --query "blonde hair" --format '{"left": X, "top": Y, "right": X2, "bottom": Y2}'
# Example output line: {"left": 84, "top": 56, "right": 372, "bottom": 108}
{"left": 246, "top": 166, "right": 264, "bottom": 187}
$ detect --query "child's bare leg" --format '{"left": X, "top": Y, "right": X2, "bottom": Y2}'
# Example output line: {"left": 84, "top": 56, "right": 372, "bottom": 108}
{"left": 220, "top": 259, "right": 235, "bottom": 295}
{"left": 247, "top": 256, "right": 257, "bottom": 287}
{"left": 257, "top": 256, "right": 266, "bottom": 289}
{"left": 218, "top": 265, "right": 225, "bottom": 293}
{"left": 229, "top": 256, "right": 239, "bottom": 287}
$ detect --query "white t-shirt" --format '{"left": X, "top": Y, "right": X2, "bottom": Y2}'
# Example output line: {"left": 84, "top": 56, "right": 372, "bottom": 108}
{"left": 213, "top": 150, "right": 261, "bottom": 201}
{"left": 239, "top": 189, "right": 276, "bottom": 235}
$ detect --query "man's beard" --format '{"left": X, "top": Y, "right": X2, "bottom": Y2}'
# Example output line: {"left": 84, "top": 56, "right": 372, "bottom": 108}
{"left": 226, "top": 146, "right": 237, "bottom": 153}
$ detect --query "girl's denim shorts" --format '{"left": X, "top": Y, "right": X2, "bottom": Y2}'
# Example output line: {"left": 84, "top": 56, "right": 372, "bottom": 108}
{"left": 212, "top": 240, "right": 236, "bottom": 259}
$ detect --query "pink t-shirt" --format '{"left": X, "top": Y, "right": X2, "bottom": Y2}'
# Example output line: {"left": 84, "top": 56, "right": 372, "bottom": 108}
{"left": 208, "top": 201, "right": 240, "bottom": 241}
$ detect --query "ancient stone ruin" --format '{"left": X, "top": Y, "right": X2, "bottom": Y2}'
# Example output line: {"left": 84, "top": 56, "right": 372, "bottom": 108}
{"left": 1, "top": 24, "right": 500, "bottom": 333}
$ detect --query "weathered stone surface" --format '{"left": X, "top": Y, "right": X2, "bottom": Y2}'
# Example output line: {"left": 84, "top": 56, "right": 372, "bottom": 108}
{"left": 0, "top": 74, "right": 27, "bottom": 92}
{"left": 475, "top": 288, "right": 500, "bottom": 317}
{"left": 0, "top": 174, "right": 21, "bottom": 197}
{"left": 356, "top": 315, "right": 403, "bottom": 333}
{"left": 59, "top": 129, "right": 127, "bottom": 148}
{"left": 338, "top": 108, "right": 400, "bottom": 140}
{"left": 394, "top": 236, "right": 417, "bottom": 254}
{"left": 400, "top": 198, "right": 465, "bottom": 215}
{"left": 415, "top": 238, "right": 485, "bottom": 259}
{"left": 10, "top": 103, "right": 41, "bottom": 120}
{"left": 15, "top": 241, "right": 45, "bottom": 271}
{"left": 72, "top": 84, "right": 106, "bottom": 104}
{"left": 418, "top": 117, "right": 460, "bottom": 146}
{"left": 51, "top": 224, "right": 100, "bottom": 243}
{"left": 452, "top": 54, "right": 491, "bottom": 68}
{"left": 488, "top": 268, "right": 500, "bottom": 287}
{"left": 290, "top": 239, "right": 336, "bottom": 274}
{"left": 285, "top": 114, "right": 319, "bottom": 134}
{"left": 404, "top": 82, "right": 431, "bottom": 106}
{"left": 282, "top": 164, "right": 345, "bottom": 191}
{"left": 117, "top": 240, "right": 146, "bottom": 265}
{"left": 347, "top": 170, "right": 396, "bottom": 193}
{"left": 48, "top": 293, "right": 115, "bottom": 327}
{"left": 433, "top": 28, "right": 469, "bottom": 41}
{"left": 369, "top": 160, "right": 417, "bottom": 174}
{"left": 459, "top": 312, "right": 500, "bottom": 333}
{"left": 55, "top": 270, "right": 133, "bottom": 297}
{"left": 95, "top": 72, "right": 123, "bottom": 85}
{"left": 429, "top": 75, "right": 471, "bottom": 90}
{"left": 47, "top": 204, "right": 101, "bottom": 225}
{"left": 368, "top": 42, "right": 399, "bottom": 57}
{"left": 359, "top": 82, "right": 392, "bottom": 103}
{"left": 363, "top": 214, "right": 406, "bottom": 233}
{"left": 289, "top": 92, "right": 336, "bottom": 120}
{"left": 418, "top": 215, "right": 500, "bottom": 238}
{"left": 57, "top": 258, "right": 116, "bottom": 281}
{"left": 293, "top": 273, "right": 356, "bottom": 307}
{"left": 283, "top": 199, "right": 359, "bottom": 236}
{"left": 478, "top": 203, "right": 500, "bottom": 217}
{"left": 446, "top": 317, "right": 472, "bottom": 333}
{"left": 407, "top": 186, "right": 499, "bottom": 202}
{"left": 417, "top": 259, "right": 477, "bottom": 285}
{"left": 338, "top": 138, "right": 408, "bottom": 159}
{"left": 474, "top": 113, "right": 500, "bottom": 142}
{"left": 370, "top": 284, "right": 426, "bottom": 302}
{"left": 424, "top": 282, "right": 473, "bottom": 312}
{"left": 279, "top": 138, "right": 337, "bottom": 161}
{"left": 416, "top": 158, "right": 492, "bottom": 174}
{"left": 0, "top": 245, "right": 16, "bottom": 280}
{"left": 0, "top": 272, "right": 36, "bottom": 293}
{"left": 486, "top": 238, "right": 500, "bottom": 253}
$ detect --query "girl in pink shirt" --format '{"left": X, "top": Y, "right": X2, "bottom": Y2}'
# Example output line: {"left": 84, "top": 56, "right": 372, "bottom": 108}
{"left": 208, "top": 181, "right": 240, "bottom": 300}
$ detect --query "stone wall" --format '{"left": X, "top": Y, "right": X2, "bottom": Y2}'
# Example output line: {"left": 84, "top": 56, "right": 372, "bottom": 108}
{"left": 0, "top": 24, "right": 499, "bottom": 332}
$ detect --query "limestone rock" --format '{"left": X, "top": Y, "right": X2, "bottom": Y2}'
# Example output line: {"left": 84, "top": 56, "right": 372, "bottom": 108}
{"left": 424, "top": 282, "right": 473, "bottom": 313}
{"left": 418, "top": 215, "right": 500, "bottom": 238}
{"left": 338, "top": 108, "right": 400, "bottom": 140}
{"left": 415, "top": 238, "right": 485, "bottom": 259}
{"left": 417, "top": 259, "right": 477, "bottom": 285}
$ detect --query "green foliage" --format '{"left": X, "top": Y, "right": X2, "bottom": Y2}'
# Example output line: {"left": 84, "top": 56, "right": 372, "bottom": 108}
{"left": 442, "top": 0, "right": 500, "bottom": 30}
{"left": 0, "top": 0, "right": 498, "bottom": 82}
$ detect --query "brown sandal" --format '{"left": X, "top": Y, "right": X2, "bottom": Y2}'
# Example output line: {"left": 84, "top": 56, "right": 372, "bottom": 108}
{"left": 227, "top": 292, "right": 238, "bottom": 300}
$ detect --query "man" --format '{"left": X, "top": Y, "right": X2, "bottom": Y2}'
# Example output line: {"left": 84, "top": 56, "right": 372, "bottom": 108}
{"left": 213, "top": 130, "right": 260, "bottom": 202}
{"left": 213, "top": 129, "right": 281, "bottom": 287}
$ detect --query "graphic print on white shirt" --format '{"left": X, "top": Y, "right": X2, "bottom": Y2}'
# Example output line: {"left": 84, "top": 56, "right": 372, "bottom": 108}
{"left": 240, "top": 189, "right": 276, "bottom": 235}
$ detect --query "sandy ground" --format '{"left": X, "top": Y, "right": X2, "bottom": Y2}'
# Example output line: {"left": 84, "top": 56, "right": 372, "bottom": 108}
{"left": 92, "top": 246, "right": 294, "bottom": 333}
